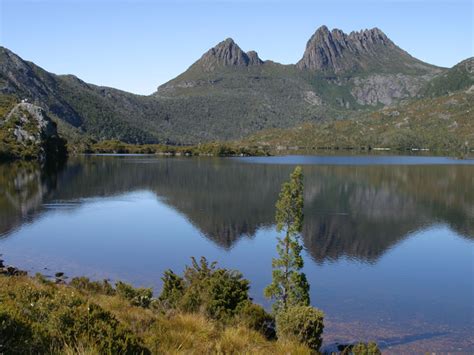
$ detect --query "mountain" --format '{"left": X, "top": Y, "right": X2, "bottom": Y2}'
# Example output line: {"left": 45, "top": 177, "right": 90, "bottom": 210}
{"left": 0, "top": 26, "right": 469, "bottom": 146}
{"left": 296, "top": 26, "right": 436, "bottom": 74}
{"left": 195, "top": 38, "right": 263, "bottom": 70}
{"left": 421, "top": 57, "right": 474, "bottom": 97}
{"left": 155, "top": 26, "right": 446, "bottom": 141}
{"left": 0, "top": 47, "right": 166, "bottom": 144}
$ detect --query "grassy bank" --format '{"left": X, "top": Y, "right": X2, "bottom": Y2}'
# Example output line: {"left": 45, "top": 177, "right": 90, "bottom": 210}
{"left": 0, "top": 269, "right": 381, "bottom": 354}
{"left": 0, "top": 270, "right": 311, "bottom": 354}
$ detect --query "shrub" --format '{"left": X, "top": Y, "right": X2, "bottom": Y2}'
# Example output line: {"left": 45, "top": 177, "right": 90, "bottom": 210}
{"left": 236, "top": 301, "right": 275, "bottom": 339}
{"left": 0, "top": 309, "right": 50, "bottom": 353}
{"left": 201, "top": 268, "right": 250, "bottom": 320}
{"left": 70, "top": 276, "right": 115, "bottom": 295}
{"left": 159, "top": 269, "right": 185, "bottom": 308}
{"left": 115, "top": 281, "right": 153, "bottom": 308}
{"left": 160, "top": 257, "right": 251, "bottom": 322}
{"left": 50, "top": 302, "right": 148, "bottom": 354}
{"left": 0, "top": 279, "right": 149, "bottom": 354}
{"left": 275, "top": 305, "right": 324, "bottom": 351}
{"left": 341, "top": 342, "right": 382, "bottom": 355}
{"left": 34, "top": 272, "right": 53, "bottom": 285}
{"left": 180, "top": 257, "right": 250, "bottom": 321}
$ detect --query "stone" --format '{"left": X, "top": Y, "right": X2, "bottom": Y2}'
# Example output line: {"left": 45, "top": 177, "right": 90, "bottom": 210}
{"left": 1, "top": 102, "right": 67, "bottom": 161}
{"left": 296, "top": 26, "right": 436, "bottom": 75}
{"left": 196, "top": 38, "right": 263, "bottom": 71}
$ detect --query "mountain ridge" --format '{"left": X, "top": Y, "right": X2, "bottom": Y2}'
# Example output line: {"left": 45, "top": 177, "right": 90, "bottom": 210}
{"left": 0, "top": 25, "right": 470, "bottom": 146}
{"left": 296, "top": 26, "right": 440, "bottom": 74}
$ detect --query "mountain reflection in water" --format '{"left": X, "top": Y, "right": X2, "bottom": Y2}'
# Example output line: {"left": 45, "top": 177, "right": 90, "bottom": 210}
{"left": 1, "top": 156, "right": 472, "bottom": 263}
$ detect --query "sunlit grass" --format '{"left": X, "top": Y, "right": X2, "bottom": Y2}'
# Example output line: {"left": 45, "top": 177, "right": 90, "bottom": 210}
{"left": 0, "top": 275, "right": 310, "bottom": 354}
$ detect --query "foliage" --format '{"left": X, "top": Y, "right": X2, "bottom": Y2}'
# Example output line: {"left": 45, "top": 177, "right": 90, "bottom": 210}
{"left": 243, "top": 90, "right": 473, "bottom": 152}
{"left": 421, "top": 58, "right": 473, "bottom": 97}
{"left": 158, "top": 269, "right": 185, "bottom": 309}
{"left": 275, "top": 305, "right": 324, "bottom": 351}
{"left": 0, "top": 274, "right": 312, "bottom": 354}
{"left": 0, "top": 94, "right": 18, "bottom": 118}
{"left": 0, "top": 309, "right": 44, "bottom": 354}
{"left": 85, "top": 139, "right": 269, "bottom": 156}
{"left": 0, "top": 111, "right": 42, "bottom": 161}
{"left": 340, "top": 341, "right": 382, "bottom": 355}
{"left": 159, "top": 257, "right": 251, "bottom": 322}
{"left": 235, "top": 301, "right": 275, "bottom": 339}
{"left": 115, "top": 281, "right": 154, "bottom": 308}
{"left": 0, "top": 103, "right": 67, "bottom": 162}
{"left": 0, "top": 276, "right": 148, "bottom": 354}
{"left": 71, "top": 277, "right": 154, "bottom": 309}
{"left": 70, "top": 276, "right": 116, "bottom": 296}
{"left": 265, "top": 166, "right": 310, "bottom": 313}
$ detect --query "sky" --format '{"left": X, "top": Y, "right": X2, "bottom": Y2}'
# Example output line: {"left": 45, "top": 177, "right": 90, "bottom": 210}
{"left": 1, "top": 0, "right": 472, "bottom": 95}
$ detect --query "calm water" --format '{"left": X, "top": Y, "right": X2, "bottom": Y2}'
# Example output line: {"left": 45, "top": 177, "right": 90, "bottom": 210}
{"left": 0, "top": 155, "right": 473, "bottom": 352}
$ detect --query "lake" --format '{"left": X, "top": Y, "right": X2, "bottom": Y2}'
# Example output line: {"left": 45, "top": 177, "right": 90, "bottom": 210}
{"left": 0, "top": 155, "right": 473, "bottom": 353}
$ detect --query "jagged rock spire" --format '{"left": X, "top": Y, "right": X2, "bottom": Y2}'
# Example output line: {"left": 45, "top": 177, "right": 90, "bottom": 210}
{"left": 196, "top": 38, "right": 263, "bottom": 71}
{"left": 297, "top": 26, "right": 399, "bottom": 73}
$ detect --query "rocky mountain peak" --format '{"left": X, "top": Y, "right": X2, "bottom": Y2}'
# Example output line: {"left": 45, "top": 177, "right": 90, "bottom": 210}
{"left": 246, "top": 50, "right": 262, "bottom": 66}
{"left": 348, "top": 27, "right": 393, "bottom": 49}
{"left": 297, "top": 26, "right": 404, "bottom": 73}
{"left": 196, "top": 38, "right": 263, "bottom": 71}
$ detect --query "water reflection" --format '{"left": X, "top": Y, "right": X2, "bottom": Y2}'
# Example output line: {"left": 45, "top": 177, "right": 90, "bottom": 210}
{"left": 0, "top": 156, "right": 472, "bottom": 263}
{"left": 0, "top": 161, "right": 65, "bottom": 238}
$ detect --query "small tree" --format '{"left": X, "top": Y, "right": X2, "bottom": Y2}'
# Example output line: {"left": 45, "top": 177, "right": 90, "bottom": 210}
{"left": 275, "top": 305, "right": 324, "bottom": 351}
{"left": 264, "top": 166, "right": 309, "bottom": 313}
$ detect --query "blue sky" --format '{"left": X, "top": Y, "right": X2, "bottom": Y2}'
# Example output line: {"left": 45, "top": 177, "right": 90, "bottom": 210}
{"left": 1, "top": 0, "right": 472, "bottom": 94}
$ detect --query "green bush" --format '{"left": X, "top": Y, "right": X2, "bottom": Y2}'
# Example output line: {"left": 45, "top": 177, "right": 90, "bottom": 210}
{"left": 341, "top": 342, "right": 381, "bottom": 355}
{"left": 115, "top": 281, "right": 153, "bottom": 308}
{"left": 159, "top": 257, "right": 250, "bottom": 322}
{"left": 181, "top": 257, "right": 250, "bottom": 321}
{"left": 159, "top": 269, "right": 185, "bottom": 308}
{"left": 0, "top": 309, "right": 49, "bottom": 354}
{"left": 201, "top": 268, "right": 250, "bottom": 320}
{"left": 275, "top": 305, "right": 324, "bottom": 351}
{"left": 70, "top": 276, "right": 115, "bottom": 295}
{"left": 0, "top": 281, "right": 149, "bottom": 354}
{"left": 50, "top": 302, "right": 148, "bottom": 354}
{"left": 236, "top": 301, "right": 275, "bottom": 339}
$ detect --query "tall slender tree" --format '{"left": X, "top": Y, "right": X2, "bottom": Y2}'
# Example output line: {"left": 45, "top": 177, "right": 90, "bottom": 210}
{"left": 264, "top": 166, "right": 310, "bottom": 313}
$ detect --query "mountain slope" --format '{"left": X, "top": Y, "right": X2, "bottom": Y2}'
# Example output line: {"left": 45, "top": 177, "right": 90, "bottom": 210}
{"left": 0, "top": 26, "right": 460, "bottom": 145}
{"left": 0, "top": 47, "right": 166, "bottom": 143}
{"left": 421, "top": 57, "right": 474, "bottom": 97}
{"left": 242, "top": 86, "right": 473, "bottom": 151}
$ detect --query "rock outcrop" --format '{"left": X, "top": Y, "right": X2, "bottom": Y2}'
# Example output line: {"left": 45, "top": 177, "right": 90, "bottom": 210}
{"left": 297, "top": 26, "right": 437, "bottom": 74}
{"left": 0, "top": 102, "right": 67, "bottom": 161}
{"left": 350, "top": 74, "right": 431, "bottom": 105}
{"left": 195, "top": 38, "right": 263, "bottom": 71}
